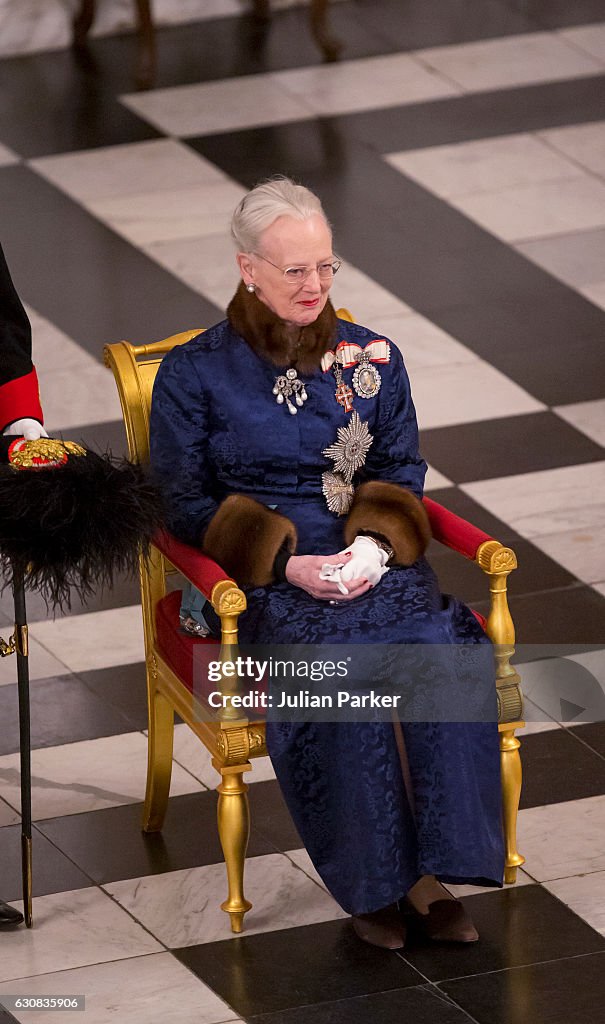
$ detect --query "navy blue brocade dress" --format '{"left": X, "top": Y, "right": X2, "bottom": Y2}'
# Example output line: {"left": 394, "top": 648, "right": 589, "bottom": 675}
{"left": 150, "top": 316, "right": 505, "bottom": 915}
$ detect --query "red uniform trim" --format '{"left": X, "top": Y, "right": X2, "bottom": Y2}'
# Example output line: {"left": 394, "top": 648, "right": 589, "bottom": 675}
{"left": 0, "top": 368, "right": 44, "bottom": 433}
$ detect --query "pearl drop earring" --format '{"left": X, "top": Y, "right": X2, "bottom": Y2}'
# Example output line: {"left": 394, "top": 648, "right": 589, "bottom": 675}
{"left": 246, "top": 283, "right": 255, "bottom": 293}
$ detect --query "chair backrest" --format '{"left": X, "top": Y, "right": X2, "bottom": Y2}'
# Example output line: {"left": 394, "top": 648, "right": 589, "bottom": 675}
{"left": 103, "top": 330, "right": 203, "bottom": 464}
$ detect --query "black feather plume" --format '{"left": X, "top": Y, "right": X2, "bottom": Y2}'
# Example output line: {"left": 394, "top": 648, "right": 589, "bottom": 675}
{"left": 0, "top": 439, "right": 164, "bottom": 610}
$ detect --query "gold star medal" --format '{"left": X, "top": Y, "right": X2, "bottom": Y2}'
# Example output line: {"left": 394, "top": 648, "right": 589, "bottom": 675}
{"left": 322, "top": 411, "right": 373, "bottom": 484}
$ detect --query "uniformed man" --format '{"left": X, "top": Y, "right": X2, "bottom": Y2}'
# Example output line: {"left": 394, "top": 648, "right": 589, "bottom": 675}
{"left": 0, "top": 242, "right": 46, "bottom": 927}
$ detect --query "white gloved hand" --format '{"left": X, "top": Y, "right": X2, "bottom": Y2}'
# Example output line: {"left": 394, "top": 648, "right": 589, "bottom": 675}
{"left": 319, "top": 536, "right": 389, "bottom": 595}
{"left": 3, "top": 418, "right": 49, "bottom": 441}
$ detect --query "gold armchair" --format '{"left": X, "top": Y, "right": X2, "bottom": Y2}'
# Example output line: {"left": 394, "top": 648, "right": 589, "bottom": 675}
{"left": 104, "top": 318, "right": 524, "bottom": 936}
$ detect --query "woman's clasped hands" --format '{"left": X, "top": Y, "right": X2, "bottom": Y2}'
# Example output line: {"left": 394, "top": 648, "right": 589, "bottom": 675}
{"left": 285, "top": 536, "right": 389, "bottom": 603}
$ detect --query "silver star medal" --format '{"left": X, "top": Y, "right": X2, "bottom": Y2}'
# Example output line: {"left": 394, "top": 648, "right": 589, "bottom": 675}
{"left": 322, "top": 411, "right": 374, "bottom": 515}
{"left": 352, "top": 350, "right": 381, "bottom": 399}
{"left": 273, "top": 368, "right": 308, "bottom": 415}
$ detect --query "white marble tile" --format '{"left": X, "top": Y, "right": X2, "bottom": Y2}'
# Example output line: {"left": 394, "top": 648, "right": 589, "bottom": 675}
{"left": 106, "top": 852, "right": 346, "bottom": 946}
{"left": 26, "top": 305, "right": 103, "bottom": 378}
{"left": 0, "top": 730, "right": 202, "bottom": 820}
{"left": 0, "top": 0, "right": 70, "bottom": 57}
{"left": 514, "top": 658, "right": 604, "bottom": 727}
{"left": 365, "top": 312, "right": 478, "bottom": 370}
{"left": 285, "top": 847, "right": 329, "bottom": 891}
{"left": 580, "top": 280, "right": 605, "bottom": 310}
{"left": 147, "top": 234, "right": 240, "bottom": 310}
{"left": 0, "top": 634, "right": 71, "bottom": 687}
{"left": 516, "top": 228, "right": 605, "bottom": 289}
{"left": 545, "top": 870, "right": 605, "bottom": 936}
{"left": 450, "top": 176, "right": 605, "bottom": 244}
{"left": 411, "top": 360, "right": 544, "bottom": 430}
{"left": 0, "top": 141, "right": 18, "bottom": 166}
{"left": 28, "top": 605, "right": 144, "bottom": 673}
{"left": 31, "top": 140, "right": 226, "bottom": 204}
{"left": 518, "top": 697, "right": 561, "bottom": 735}
{"left": 0, "top": 796, "right": 20, "bottom": 826}
{"left": 272, "top": 53, "right": 460, "bottom": 117}
{"left": 539, "top": 121, "right": 605, "bottom": 179}
{"left": 331, "top": 264, "right": 413, "bottom": 322}
{"left": 424, "top": 464, "right": 453, "bottom": 491}
{"left": 527, "top": 522, "right": 605, "bottom": 585}
{"left": 517, "top": 795, "right": 605, "bottom": 881}
{"left": 88, "top": 181, "right": 246, "bottom": 247}
{"left": 121, "top": 76, "right": 316, "bottom": 138}
{"left": 0, "top": 953, "right": 239, "bottom": 1024}
{"left": 0, "top": 888, "right": 161, "bottom": 983}
{"left": 559, "top": 23, "right": 605, "bottom": 64}
{"left": 463, "top": 462, "right": 605, "bottom": 539}
{"left": 416, "top": 32, "right": 604, "bottom": 93}
{"left": 38, "top": 362, "right": 123, "bottom": 433}
{"left": 567, "top": 648, "right": 605, "bottom": 690}
{"left": 171, "top": 723, "right": 276, "bottom": 788}
{"left": 386, "top": 134, "right": 580, "bottom": 200}
{"left": 445, "top": 869, "right": 535, "bottom": 899}
{"left": 594, "top": 582, "right": 605, "bottom": 599}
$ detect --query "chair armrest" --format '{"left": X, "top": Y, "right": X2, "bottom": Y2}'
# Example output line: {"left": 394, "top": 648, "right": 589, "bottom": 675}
{"left": 423, "top": 496, "right": 493, "bottom": 560}
{"left": 153, "top": 529, "right": 234, "bottom": 600}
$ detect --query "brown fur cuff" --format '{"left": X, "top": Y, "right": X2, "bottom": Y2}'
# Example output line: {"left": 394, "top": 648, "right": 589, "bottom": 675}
{"left": 202, "top": 495, "right": 297, "bottom": 587}
{"left": 344, "top": 481, "right": 431, "bottom": 566}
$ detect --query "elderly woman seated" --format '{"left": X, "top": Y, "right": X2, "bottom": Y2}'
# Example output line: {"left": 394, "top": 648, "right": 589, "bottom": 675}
{"left": 150, "top": 177, "right": 504, "bottom": 950}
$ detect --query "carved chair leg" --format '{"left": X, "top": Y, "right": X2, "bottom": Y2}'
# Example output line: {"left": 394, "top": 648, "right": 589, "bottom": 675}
{"left": 134, "top": 0, "right": 156, "bottom": 89}
{"left": 142, "top": 689, "right": 174, "bottom": 832}
{"left": 309, "top": 0, "right": 342, "bottom": 61}
{"left": 500, "top": 727, "right": 525, "bottom": 883}
{"left": 72, "top": 0, "right": 96, "bottom": 46}
{"left": 216, "top": 763, "right": 252, "bottom": 933}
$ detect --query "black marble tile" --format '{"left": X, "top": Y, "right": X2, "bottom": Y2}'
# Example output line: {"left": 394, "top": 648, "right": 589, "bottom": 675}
{"left": 424, "top": 487, "right": 578, "bottom": 605}
{"left": 73, "top": 661, "right": 149, "bottom": 730}
{"left": 0, "top": 823, "right": 92, "bottom": 901}
{"left": 402, "top": 885, "right": 605, "bottom": 982}
{"left": 505, "top": 0, "right": 605, "bottom": 29}
{"left": 191, "top": 125, "right": 605, "bottom": 407}
{"left": 440, "top": 951, "right": 605, "bottom": 1024}
{"left": 0, "top": 1006, "right": 20, "bottom": 1024}
{"left": 247, "top": 779, "right": 302, "bottom": 852}
{"left": 427, "top": 537, "right": 577, "bottom": 608}
{"left": 471, "top": 585, "right": 605, "bottom": 647}
{"left": 0, "top": 51, "right": 160, "bottom": 159}
{"left": 0, "top": 676, "right": 136, "bottom": 756}
{"left": 0, "top": 166, "right": 221, "bottom": 361}
{"left": 421, "top": 413, "right": 605, "bottom": 485}
{"left": 351, "top": 0, "right": 535, "bottom": 48}
{"left": 175, "top": 918, "right": 425, "bottom": 1017}
{"left": 569, "top": 720, "right": 605, "bottom": 758}
{"left": 430, "top": 304, "right": 605, "bottom": 407}
{"left": 248, "top": 984, "right": 479, "bottom": 1024}
{"left": 332, "top": 76, "right": 605, "bottom": 155}
{"left": 36, "top": 791, "right": 274, "bottom": 884}
{"left": 517, "top": 727, "right": 605, "bottom": 808}
{"left": 53, "top": 420, "right": 129, "bottom": 459}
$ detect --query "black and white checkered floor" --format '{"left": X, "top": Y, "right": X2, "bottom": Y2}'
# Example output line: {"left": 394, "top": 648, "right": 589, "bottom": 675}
{"left": 0, "top": 1, "right": 604, "bottom": 1021}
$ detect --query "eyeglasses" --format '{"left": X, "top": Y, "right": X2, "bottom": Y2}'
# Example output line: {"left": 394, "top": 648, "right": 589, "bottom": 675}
{"left": 253, "top": 252, "right": 342, "bottom": 283}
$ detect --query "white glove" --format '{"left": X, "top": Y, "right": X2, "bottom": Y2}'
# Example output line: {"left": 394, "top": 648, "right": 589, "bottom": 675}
{"left": 319, "top": 536, "right": 389, "bottom": 595}
{"left": 3, "top": 418, "right": 49, "bottom": 441}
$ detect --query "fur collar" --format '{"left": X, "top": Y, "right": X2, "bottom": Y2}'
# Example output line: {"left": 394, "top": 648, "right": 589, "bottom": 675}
{"left": 227, "top": 281, "right": 338, "bottom": 374}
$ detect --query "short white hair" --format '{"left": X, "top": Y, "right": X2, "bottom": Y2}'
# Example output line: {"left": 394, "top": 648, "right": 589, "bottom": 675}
{"left": 231, "top": 176, "right": 329, "bottom": 253}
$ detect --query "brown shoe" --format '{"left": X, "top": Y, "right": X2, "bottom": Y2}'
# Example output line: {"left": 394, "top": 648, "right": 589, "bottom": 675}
{"left": 351, "top": 904, "right": 407, "bottom": 949}
{"left": 410, "top": 898, "right": 479, "bottom": 943}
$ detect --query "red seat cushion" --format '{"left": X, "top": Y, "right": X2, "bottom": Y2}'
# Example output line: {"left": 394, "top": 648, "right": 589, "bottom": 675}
{"left": 156, "top": 590, "right": 218, "bottom": 699}
{"left": 157, "top": 591, "right": 489, "bottom": 704}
